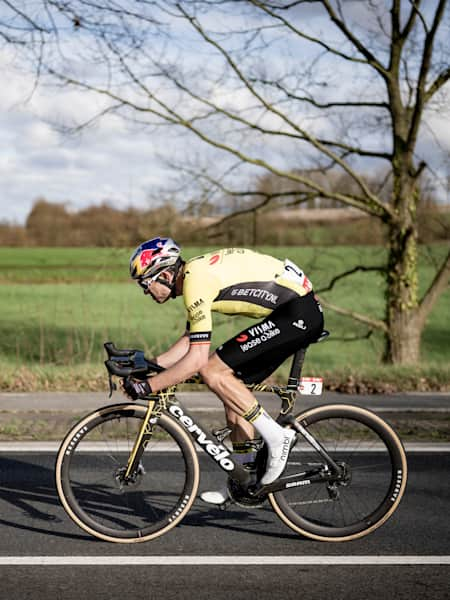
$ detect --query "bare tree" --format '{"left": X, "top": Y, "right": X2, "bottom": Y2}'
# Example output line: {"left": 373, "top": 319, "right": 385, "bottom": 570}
{"left": 1, "top": 0, "right": 449, "bottom": 363}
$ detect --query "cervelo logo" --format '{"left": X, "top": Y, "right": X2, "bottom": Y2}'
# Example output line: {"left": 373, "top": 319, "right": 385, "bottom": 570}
{"left": 168, "top": 405, "right": 234, "bottom": 471}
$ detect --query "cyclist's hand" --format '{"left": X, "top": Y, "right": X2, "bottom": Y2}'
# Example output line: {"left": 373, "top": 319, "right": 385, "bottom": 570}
{"left": 121, "top": 377, "right": 152, "bottom": 400}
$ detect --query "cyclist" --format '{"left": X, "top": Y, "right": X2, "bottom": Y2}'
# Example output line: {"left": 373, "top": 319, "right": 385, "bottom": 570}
{"left": 122, "top": 237, "right": 324, "bottom": 504}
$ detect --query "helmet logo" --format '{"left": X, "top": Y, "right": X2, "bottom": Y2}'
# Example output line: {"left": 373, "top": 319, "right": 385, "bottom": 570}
{"left": 139, "top": 248, "right": 160, "bottom": 268}
{"left": 209, "top": 254, "right": 220, "bottom": 265}
{"left": 131, "top": 238, "right": 179, "bottom": 281}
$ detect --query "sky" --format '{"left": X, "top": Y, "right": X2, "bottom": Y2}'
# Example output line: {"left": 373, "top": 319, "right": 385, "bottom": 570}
{"left": 0, "top": 1, "right": 449, "bottom": 226}
{"left": 0, "top": 53, "right": 168, "bottom": 224}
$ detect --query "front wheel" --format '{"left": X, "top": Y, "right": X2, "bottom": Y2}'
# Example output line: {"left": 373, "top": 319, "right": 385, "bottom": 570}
{"left": 55, "top": 403, "right": 200, "bottom": 543}
{"left": 269, "top": 404, "right": 407, "bottom": 542}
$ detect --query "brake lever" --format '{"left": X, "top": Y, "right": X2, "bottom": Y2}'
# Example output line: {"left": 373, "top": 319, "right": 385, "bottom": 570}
{"left": 108, "top": 371, "right": 117, "bottom": 398}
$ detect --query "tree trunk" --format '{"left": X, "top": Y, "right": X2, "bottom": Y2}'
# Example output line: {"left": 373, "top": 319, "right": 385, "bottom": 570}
{"left": 385, "top": 309, "right": 422, "bottom": 364}
{"left": 384, "top": 213, "right": 422, "bottom": 364}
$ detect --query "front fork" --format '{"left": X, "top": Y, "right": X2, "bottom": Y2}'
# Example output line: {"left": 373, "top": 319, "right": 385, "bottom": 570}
{"left": 123, "top": 400, "right": 157, "bottom": 480}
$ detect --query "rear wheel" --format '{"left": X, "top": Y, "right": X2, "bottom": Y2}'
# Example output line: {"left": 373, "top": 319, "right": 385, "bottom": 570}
{"left": 55, "top": 404, "right": 199, "bottom": 543}
{"left": 269, "top": 404, "right": 407, "bottom": 541}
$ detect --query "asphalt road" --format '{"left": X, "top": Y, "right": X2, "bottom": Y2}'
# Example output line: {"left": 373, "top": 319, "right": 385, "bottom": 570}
{"left": 0, "top": 449, "right": 449, "bottom": 600}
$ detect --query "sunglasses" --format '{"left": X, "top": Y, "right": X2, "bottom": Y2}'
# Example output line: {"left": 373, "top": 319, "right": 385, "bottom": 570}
{"left": 137, "top": 276, "right": 157, "bottom": 290}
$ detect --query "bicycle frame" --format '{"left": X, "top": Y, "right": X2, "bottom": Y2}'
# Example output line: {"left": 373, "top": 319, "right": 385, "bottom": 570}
{"left": 122, "top": 337, "right": 344, "bottom": 497}
{"left": 56, "top": 333, "right": 406, "bottom": 544}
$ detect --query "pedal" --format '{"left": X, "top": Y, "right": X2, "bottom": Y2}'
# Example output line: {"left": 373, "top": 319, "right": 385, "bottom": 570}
{"left": 212, "top": 427, "right": 232, "bottom": 442}
{"left": 219, "top": 498, "right": 234, "bottom": 511}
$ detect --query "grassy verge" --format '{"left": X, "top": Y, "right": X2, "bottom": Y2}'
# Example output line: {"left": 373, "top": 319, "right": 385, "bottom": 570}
{"left": 0, "top": 245, "right": 449, "bottom": 391}
{"left": 0, "top": 361, "right": 449, "bottom": 393}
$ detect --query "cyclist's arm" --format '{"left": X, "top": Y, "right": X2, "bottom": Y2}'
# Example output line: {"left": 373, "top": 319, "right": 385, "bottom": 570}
{"left": 156, "top": 330, "right": 190, "bottom": 369}
{"left": 145, "top": 341, "right": 210, "bottom": 393}
{"left": 147, "top": 260, "right": 215, "bottom": 391}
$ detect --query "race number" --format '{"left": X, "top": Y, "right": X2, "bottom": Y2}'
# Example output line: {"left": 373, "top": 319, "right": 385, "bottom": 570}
{"left": 283, "top": 259, "right": 313, "bottom": 293}
{"left": 298, "top": 377, "right": 323, "bottom": 395}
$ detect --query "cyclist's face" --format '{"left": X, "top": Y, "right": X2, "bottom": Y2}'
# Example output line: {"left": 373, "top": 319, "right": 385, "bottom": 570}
{"left": 147, "top": 280, "right": 171, "bottom": 303}
{"left": 139, "top": 272, "right": 172, "bottom": 303}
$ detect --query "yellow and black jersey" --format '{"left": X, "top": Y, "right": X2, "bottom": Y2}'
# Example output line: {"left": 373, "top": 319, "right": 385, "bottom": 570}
{"left": 182, "top": 248, "right": 313, "bottom": 344}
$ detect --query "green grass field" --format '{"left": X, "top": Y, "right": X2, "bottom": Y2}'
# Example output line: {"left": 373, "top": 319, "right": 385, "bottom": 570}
{"left": 0, "top": 245, "right": 449, "bottom": 391}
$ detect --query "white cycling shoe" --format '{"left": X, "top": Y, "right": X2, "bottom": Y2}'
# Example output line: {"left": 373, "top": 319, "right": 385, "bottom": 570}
{"left": 260, "top": 429, "right": 297, "bottom": 485}
{"left": 200, "top": 487, "right": 229, "bottom": 505}
{"left": 200, "top": 429, "right": 297, "bottom": 504}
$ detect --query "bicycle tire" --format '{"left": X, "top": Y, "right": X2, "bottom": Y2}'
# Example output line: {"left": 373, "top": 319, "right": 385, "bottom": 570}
{"left": 55, "top": 403, "right": 200, "bottom": 543}
{"left": 269, "top": 404, "right": 407, "bottom": 542}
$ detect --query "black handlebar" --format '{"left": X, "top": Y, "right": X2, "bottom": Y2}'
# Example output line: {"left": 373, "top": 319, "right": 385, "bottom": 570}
{"left": 103, "top": 341, "right": 164, "bottom": 379}
{"left": 104, "top": 360, "right": 135, "bottom": 377}
{"left": 104, "top": 342, "right": 140, "bottom": 357}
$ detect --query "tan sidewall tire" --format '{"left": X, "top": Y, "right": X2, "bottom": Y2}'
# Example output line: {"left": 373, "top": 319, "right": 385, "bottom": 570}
{"left": 268, "top": 404, "right": 408, "bottom": 542}
{"left": 55, "top": 404, "right": 200, "bottom": 543}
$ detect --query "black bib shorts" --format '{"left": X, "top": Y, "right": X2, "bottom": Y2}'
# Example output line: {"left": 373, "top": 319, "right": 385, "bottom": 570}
{"left": 216, "top": 292, "right": 324, "bottom": 384}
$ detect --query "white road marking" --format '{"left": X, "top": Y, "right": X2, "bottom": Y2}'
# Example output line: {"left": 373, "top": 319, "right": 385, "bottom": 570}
{"left": 0, "top": 556, "right": 448, "bottom": 566}
{"left": 0, "top": 442, "right": 449, "bottom": 452}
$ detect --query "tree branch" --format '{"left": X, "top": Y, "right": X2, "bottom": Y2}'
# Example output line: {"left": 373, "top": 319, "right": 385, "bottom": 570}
{"left": 417, "top": 249, "right": 450, "bottom": 326}
{"left": 176, "top": 3, "right": 392, "bottom": 213}
{"left": 50, "top": 56, "right": 395, "bottom": 220}
{"left": 250, "top": 0, "right": 373, "bottom": 66}
{"left": 324, "top": 330, "right": 374, "bottom": 343}
{"left": 400, "top": 0, "right": 424, "bottom": 40}
{"left": 320, "top": 0, "right": 389, "bottom": 78}
{"left": 407, "top": 0, "right": 448, "bottom": 148}
{"left": 318, "top": 298, "right": 389, "bottom": 333}
{"left": 2, "top": 0, "right": 49, "bottom": 32}
{"left": 317, "top": 265, "right": 386, "bottom": 294}
{"left": 425, "top": 66, "right": 450, "bottom": 103}
{"left": 253, "top": 77, "right": 389, "bottom": 110}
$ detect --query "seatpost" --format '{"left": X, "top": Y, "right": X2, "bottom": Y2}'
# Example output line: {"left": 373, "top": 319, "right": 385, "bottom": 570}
{"left": 276, "top": 347, "right": 308, "bottom": 421}
{"left": 287, "top": 347, "right": 307, "bottom": 392}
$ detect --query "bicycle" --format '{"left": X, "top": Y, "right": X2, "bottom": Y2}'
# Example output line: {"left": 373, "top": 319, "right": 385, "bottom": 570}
{"left": 55, "top": 332, "right": 407, "bottom": 544}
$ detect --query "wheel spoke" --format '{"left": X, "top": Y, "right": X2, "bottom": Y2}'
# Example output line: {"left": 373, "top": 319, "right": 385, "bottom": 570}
{"left": 270, "top": 405, "right": 407, "bottom": 541}
{"left": 56, "top": 407, "right": 198, "bottom": 542}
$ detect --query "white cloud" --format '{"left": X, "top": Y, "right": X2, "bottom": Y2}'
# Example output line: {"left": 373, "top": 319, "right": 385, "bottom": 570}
{"left": 0, "top": 51, "right": 168, "bottom": 224}
{"left": 0, "top": 3, "right": 449, "bottom": 225}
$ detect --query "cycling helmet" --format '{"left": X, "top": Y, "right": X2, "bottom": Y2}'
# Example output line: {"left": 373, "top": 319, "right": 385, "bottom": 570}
{"left": 130, "top": 237, "right": 182, "bottom": 282}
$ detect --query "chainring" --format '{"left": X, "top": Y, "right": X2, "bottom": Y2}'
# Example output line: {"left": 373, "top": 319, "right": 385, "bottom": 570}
{"left": 227, "top": 478, "right": 268, "bottom": 508}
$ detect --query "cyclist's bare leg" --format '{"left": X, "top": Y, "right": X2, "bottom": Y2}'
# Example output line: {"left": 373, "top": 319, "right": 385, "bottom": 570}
{"left": 199, "top": 354, "right": 256, "bottom": 504}
{"left": 200, "top": 353, "right": 259, "bottom": 416}
{"left": 200, "top": 353, "right": 296, "bottom": 487}
{"left": 224, "top": 405, "right": 255, "bottom": 444}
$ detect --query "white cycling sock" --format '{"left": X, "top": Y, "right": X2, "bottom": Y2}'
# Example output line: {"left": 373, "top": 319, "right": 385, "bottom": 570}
{"left": 242, "top": 402, "right": 285, "bottom": 447}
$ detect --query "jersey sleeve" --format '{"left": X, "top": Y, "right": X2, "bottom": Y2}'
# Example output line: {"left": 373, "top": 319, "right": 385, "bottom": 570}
{"left": 183, "top": 261, "right": 219, "bottom": 345}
